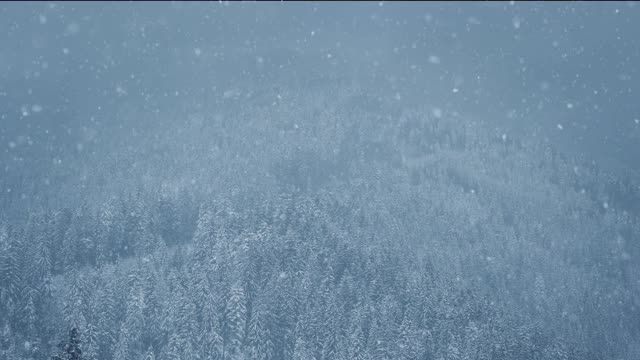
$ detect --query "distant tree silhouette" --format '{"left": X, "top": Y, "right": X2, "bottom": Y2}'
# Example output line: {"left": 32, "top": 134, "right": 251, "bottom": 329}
{"left": 51, "top": 327, "right": 83, "bottom": 360}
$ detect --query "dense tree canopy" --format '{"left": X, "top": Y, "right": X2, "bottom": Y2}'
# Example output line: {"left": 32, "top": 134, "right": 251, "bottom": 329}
{"left": 1, "top": 84, "right": 639, "bottom": 360}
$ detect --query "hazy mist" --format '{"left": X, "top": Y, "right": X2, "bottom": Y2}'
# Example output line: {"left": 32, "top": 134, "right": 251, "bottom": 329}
{"left": 1, "top": 2, "right": 639, "bottom": 360}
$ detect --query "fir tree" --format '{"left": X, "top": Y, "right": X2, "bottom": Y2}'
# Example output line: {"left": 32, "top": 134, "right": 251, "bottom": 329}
{"left": 52, "top": 328, "right": 83, "bottom": 360}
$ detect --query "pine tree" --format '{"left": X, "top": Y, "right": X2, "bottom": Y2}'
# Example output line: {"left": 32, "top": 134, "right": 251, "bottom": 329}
{"left": 246, "top": 300, "right": 274, "bottom": 360}
{"left": 52, "top": 328, "right": 83, "bottom": 360}
{"left": 143, "top": 346, "right": 156, "bottom": 360}
{"left": 112, "top": 327, "right": 129, "bottom": 360}
{"left": 199, "top": 294, "right": 223, "bottom": 360}
{"left": 82, "top": 322, "right": 99, "bottom": 360}
{"left": 22, "top": 286, "right": 38, "bottom": 335}
{"left": 93, "top": 274, "right": 118, "bottom": 360}
{"left": 396, "top": 314, "right": 419, "bottom": 360}
{"left": 225, "top": 281, "right": 247, "bottom": 358}
{"left": 116, "top": 286, "right": 145, "bottom": 359}
{"left": 162, "top": 332, "right": 183, "bottom": 360}
{"left": 291, "top": 336, "right": 314, "bottom": 360}
{"left": 193, "top": 206, "right": 217, "bottom": 249}
{"left": 1, "top": 323, "right": 17, "bottom": 360}
{"left": 347, "top": 316, "right": 369, "bottom": 360}
{"left": 0, "top": 225, "right": 22, "bottom": 323}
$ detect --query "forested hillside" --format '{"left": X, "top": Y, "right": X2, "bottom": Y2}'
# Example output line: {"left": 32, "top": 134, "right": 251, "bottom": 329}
{"left": 1, "top": 84, "right": 639, "bottom": 360}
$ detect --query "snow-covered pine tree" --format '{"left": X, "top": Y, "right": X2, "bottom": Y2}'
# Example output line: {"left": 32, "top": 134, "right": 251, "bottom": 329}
{"left": 225, "top": 280, "right": 247, "bottom": 359}
{"left": 51, "top": 328, "right": 83, "bottom": 360}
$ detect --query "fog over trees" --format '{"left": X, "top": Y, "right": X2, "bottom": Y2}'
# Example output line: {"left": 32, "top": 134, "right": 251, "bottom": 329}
{"left": 1, "top": 2, "right": 639, "bottom": 360}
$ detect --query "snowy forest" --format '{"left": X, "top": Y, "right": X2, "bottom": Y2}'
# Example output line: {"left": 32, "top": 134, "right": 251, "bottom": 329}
{"left": 1, "top": 2, "right": 640, "bottom": 360}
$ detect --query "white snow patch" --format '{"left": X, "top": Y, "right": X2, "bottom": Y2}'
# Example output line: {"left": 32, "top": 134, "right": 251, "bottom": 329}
{"left": 512, "top": 17, "right": 522, "bottom": 29}
{"left": 65, "top": 22, "right": 80, "bottom": 35}
{"left": 223, "top": 89, "right": 241, "bottom": 99}
{"left": 116, "top": 85, "right": 127, "bottom": 96}
{"left": 467, "top": 17, "right": 481, "bottom": 25}
{"left": 428, "top": 55, "right": 441, "bottom": 64}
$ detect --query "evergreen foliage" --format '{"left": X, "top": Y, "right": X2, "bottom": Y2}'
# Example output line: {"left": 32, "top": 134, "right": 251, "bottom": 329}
{"left": 0, "top": 85, "right": 637, "bottom": 360}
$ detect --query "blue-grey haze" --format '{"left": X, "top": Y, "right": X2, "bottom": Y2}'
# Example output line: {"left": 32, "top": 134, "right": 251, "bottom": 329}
{"left": 1, "top": 2, "right": 639, "bottom": 360}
